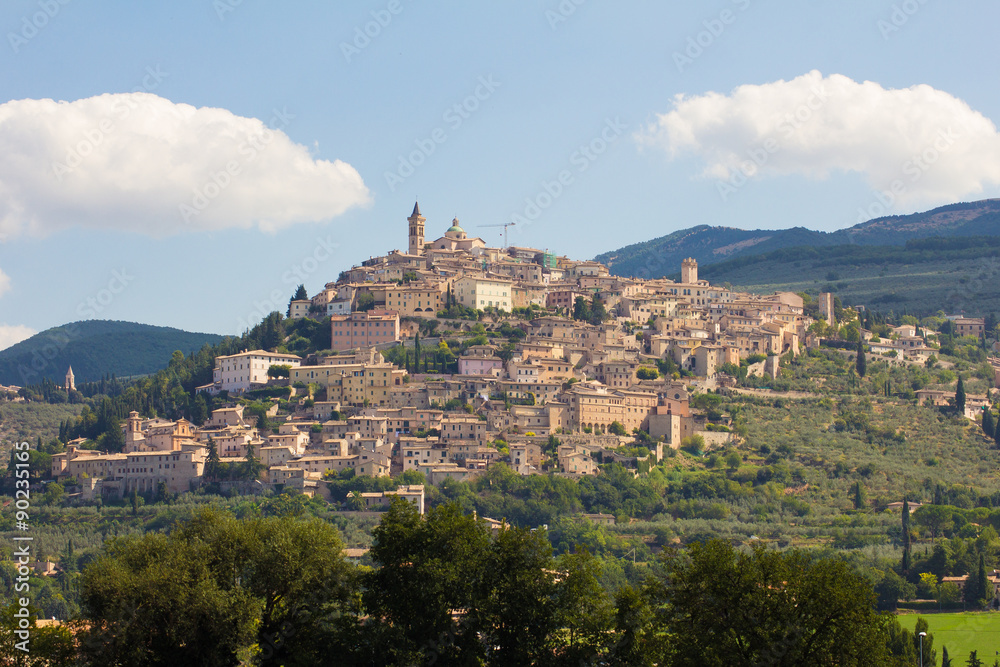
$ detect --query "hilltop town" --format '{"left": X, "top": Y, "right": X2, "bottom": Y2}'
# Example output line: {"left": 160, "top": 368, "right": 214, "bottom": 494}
{"left": 45, "top": 203, "right": 1000, "bottom": 503}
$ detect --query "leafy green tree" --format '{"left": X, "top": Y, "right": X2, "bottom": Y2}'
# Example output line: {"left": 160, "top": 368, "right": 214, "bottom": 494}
{"left": 644, "top": 540, "right": 894, "bottom": 666}
{"left": 363, "top": 500, "right": 490, "bottom": 663}
{"left": 355, "top": 292, "right": 375, "bottom": 312}
{"left": 78, "top": 529, "right": 261, "bottom": 665}
{"left": 259, "top": 312, "right": 285, "bottom": 350}
{"left": 0, "top": 603, "right": 77, "bottom": 666}
{"left": 79, "top": 510, "right": 357, "bottom": 667}
{"left": 573, "top": 296, "right": 591, "bottom": 322}
{"left": 937, "top": 582, "right": 961, "bottom": 606}
{"left": 876, "top": 570, "right": 915, "bottom": 610}
{"left": 100, "top": 416, "right": 126, "bottom": 453}
{"left": 589, "top": 293, "right": 608, "bottom": 325}
{"left": 608, "top": 421, "right": 627, "bottom": 436}
{"left": 189, "top": 392, "right": 209, "bottom": 425}
{"left": 267, "top": 364, "right": 291, "bottom": 378}
{"left": 242, "top": 444, "right": 264, "bottom": 481}
{"left": 607, "top": 586, "right": 657, "bottom": 667}
{"left": 914, "top": 504, "right": 954, "bottom": 539}
{"left": 473, "top": 525, "right": 563, "bottom": 665}
{"left": 552, "top": 549, "right": 615, "bottom": 661}
{"left": 636, "top": 367, "right": 658, "bottom": 380}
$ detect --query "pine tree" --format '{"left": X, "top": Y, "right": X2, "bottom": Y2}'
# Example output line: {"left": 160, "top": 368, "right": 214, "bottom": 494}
{"left": 287, "top": 284, "right": 308, "bottom": 316}
{"left": 966, "top": 649, "right": 982, "bottom": 667}
{"left": 856, "top": 338, "right": 866, "bottom": 378}
{"left": 942, "top": 645, "right": 951, "bottom": 667}
{"left": 956, "top": 375, "right": 967, "bottom": 414}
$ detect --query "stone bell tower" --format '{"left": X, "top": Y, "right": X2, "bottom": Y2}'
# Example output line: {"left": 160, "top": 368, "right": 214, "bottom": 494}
{"left": 408, "top": 201, "right": 425, "bottom": 256}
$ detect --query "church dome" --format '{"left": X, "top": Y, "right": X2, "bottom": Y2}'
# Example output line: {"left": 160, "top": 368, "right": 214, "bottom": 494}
{"left": 445, "top": 217, "right": 467, "bottom": 239}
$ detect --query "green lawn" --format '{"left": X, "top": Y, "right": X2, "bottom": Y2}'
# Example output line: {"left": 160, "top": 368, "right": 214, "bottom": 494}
{"left": 904, "top": 612, "right": 1000, "bottom": 664}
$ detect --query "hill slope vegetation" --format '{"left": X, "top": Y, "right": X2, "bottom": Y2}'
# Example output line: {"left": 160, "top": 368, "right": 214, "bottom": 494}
{"left": 595, "top": 199, "right": 1000, "bottom": 279}
{"left": 0, "top": 320, "right": 224, "bottom": 386}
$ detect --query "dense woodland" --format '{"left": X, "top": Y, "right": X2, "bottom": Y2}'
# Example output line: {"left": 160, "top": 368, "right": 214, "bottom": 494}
{"left": 0, "top": 320, "right": 224, "bottom": 387}
{"left": 0, "top": 502, "right": 946, "bottom": 666}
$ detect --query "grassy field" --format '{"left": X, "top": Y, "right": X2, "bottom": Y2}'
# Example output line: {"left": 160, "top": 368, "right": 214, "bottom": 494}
{"left": 904, "top": 612, "right": 1000, "bottom": 664}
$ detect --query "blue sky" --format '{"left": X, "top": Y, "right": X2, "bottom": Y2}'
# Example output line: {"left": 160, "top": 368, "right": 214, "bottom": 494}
{"left": 1, "top": 0, "right": 999, "bottom": 346}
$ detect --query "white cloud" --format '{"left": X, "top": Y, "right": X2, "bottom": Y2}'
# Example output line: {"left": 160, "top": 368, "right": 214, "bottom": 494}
{"left": 0, "top": 93, "right": 371, "bottom": 237}
{"left": 0, "top": 324, "right": 36, "bottom": 351}
{"left": 638, "top": 70, "right": 1000, "bottom": 207}
{"left": 0, "top": 267, "right": 9, "bottom": 298}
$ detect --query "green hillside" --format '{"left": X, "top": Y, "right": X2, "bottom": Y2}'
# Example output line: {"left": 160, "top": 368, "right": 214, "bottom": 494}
{"left": 0, "top": 320, "right": 225, "bottom": 387}
{"left": 700, "top": 236, "right": 1000, "bottom": 316}
{"left": 595, "top": 199, "right": 1000, "bottom": 279}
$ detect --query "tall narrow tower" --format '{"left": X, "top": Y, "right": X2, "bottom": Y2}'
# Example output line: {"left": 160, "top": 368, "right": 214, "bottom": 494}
{"left": 681, "top": 257, "right": 698, "bottom": 284}
{"left": 408, "top": 201, "right": 425, "bottom": 256}
{"left": 65, "top": 366, "right": 75, "bottom": 392}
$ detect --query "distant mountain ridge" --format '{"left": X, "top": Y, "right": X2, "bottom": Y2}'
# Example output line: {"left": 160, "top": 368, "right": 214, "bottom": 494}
{"left": 0, "top": 321, "right": 225, "bottom": 387}
{"left": 595, "top": 199, "right": 1000, "bottom": 278}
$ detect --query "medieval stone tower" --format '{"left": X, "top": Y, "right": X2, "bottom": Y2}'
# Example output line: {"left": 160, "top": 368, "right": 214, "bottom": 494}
{"left": 65, "top": 366, "right": 75, "bottom": 392}
{"left": 681, "top": 257, "right": 698, "bottom": 284}
{"left": 407, "top": 201, "right": 425, "bottom": 256}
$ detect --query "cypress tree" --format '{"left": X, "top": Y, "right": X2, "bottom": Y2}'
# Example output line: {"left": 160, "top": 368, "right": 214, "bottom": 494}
{"left": 856, "top": 338, "right": 866, "bottom": 378}
{"left": 852, "top": 481, "right": 866, "bottom": 510}
{"left": 902, "top": 498, "right": 912, "bottom": 574}
{"left": 414, "top": 333, "right": 421, "bottom": 374}
{"left": 995, "top": 419, "right": 1000, "bottom": 449}
{"left": 956, "top": 375, "right": 966, "bottom": 414}
{"left": 984, "top": 410, "right": 996, "bottom": 439}
{"left": 977, "top": 552, "right": 988, "bottom": 603}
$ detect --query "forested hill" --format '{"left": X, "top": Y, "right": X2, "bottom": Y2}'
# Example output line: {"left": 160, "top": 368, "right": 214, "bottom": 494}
{"left": 0, "top": 320, "right": 224, "bottom": 386}
{"left": 595, "top": 198, "right": 1000, "bottom": 278}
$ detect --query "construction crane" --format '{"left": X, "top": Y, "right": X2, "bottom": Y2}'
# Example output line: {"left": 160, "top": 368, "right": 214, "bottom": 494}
{"left": 477, "top": 221, "right": 516, "bottom": 249}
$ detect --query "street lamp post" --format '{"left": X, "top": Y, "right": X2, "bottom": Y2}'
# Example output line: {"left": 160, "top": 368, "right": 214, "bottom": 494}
{"left": 918, "top": 631, "right": 927, "bottom": 667}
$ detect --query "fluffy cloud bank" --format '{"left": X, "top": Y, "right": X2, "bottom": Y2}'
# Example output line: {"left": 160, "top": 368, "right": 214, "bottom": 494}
{"left": 0, "top": 93, "right": 371, "bottom": 237}
{"left": 638, "top": 70, "right": 1000, "bottom": 207}
{"left": 0, "top": 324, "right": 36, "bottom": 352}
